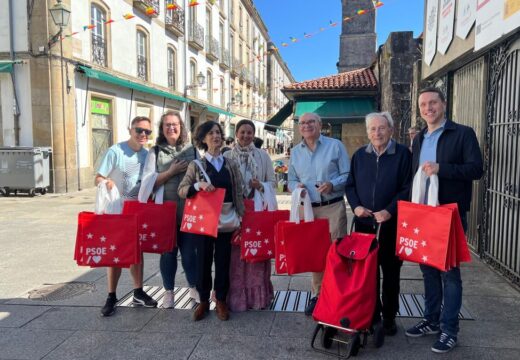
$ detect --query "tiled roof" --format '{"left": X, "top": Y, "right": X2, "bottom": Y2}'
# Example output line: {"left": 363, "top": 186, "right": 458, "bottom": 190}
{"left": 284, "top": 67, "right": 378, "bottom": 91}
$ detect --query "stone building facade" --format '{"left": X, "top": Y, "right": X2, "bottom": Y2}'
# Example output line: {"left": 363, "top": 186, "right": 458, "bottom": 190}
{"left": 0, "top": 0, "right": 293, "bottom": 193}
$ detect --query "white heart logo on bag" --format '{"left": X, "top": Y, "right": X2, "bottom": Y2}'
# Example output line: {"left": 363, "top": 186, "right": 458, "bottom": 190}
{"left": 186, "top": 223, "right": 192, "bottom": 230}
{"left": 398, "top": 222, "right": 429, "bottom": 263}
{"left": 92, "top": 256, "right": 102, "bottom": 263}
{"left": 405, "top": 247, "right": 413, "bottom": 256}
{"left": 250, "top": 248, "right": 258, "bottom": 256}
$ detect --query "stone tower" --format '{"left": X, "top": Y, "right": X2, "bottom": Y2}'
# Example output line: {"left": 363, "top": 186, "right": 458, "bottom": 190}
{"left": 337, "top": 0, "right": 377, "bottom": 73}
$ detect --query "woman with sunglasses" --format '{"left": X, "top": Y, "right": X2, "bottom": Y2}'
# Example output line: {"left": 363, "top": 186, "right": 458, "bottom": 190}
{"left": 95, "top": 116, "right": 157, "bottom": 317}
{"left": 224, "top": 119, "right": 276, "bottom": 312}
{"left": 140, "top": 111, "right": 199, "bottom": 308}
{"left": 178, "top": 121, "right": 245, "bottom": 321}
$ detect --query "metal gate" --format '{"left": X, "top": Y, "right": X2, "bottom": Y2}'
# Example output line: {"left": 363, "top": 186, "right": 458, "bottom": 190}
{"left": 452, "top": 57, "right": 487, "bottom": 252}
{"left": 483, "top": 36, "right": 520, "bottom": 284}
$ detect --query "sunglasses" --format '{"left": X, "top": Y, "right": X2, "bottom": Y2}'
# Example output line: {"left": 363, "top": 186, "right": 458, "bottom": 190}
{"left": 134, "top": 127, "right": 152, "bottom": 136}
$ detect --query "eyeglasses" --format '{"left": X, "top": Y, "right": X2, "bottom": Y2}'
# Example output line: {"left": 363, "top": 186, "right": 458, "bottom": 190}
{"left": 134, "top": 127, "right": 152, "bottom": 136}
{"left": 299, "top": 119, "right": 316, "bottom": 127}
{"left": 164, "top": 123, "right": 180, "bottom": 128}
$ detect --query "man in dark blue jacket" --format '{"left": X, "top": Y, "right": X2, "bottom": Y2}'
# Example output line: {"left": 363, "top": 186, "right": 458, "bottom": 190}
{"left": 345, "top": 111, "right": 412, "bottom": 347}
{"left": 405, "top": 87, "right": 483, "bottom": 353}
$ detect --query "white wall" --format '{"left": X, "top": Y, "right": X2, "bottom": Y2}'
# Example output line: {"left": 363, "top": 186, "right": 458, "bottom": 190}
{"left": 0, "top": 64, "right": 33, "bottom": 146}
{"left": 0, "top": 0, "right": 29, "bottom": 53}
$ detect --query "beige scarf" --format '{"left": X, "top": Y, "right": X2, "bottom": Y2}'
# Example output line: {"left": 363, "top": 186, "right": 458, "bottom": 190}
{"left": 229, "top": 143, "right": 258, "bottom": 197}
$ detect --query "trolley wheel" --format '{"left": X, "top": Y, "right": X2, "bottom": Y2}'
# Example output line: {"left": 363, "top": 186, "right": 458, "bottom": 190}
{"left": 349, "top": 333, "right": 361, "bottom": 357}
{"left": 321, "top": 326, "right": 338, "bottom": 349}
{"left": 29, "top": 189, "right": 36, "bottom": 197}
{"left": 40, "top": 188, "right": 47, "bottom": 195}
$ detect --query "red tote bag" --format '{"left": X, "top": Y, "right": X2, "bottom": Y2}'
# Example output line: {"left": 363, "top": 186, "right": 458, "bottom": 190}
{"left": 180, "top": 188, "right": 225, "bottom": 238}
{"left": 75, "top": 212, "right": 140, "bottom": 268}
{"left": 122, "top": 200, "right": 177, "bottom": 254}
{"left": 274, "top": 188, "right": 331, "bottom": 275}
{"left": 274, "top": 221, "right": 288, "bottom": 274}
{"left": 313, "top": 231, "right": 378, "bottom": 330}
{"left": 241, "top": 209, "right": 289, "bottom": 263}
{"left": 241, "top": 187, "right": 289, "bottom": 263}
{"left": 396, "top": 170, "right": 472, "bottom": 271}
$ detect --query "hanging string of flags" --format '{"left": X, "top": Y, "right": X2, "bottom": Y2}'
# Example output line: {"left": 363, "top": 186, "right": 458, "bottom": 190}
{"left": 277, "top": 1, "right": 384, "bottom": 49}
{"left": 51, "top": 0, "right": 384, "bottom": 69}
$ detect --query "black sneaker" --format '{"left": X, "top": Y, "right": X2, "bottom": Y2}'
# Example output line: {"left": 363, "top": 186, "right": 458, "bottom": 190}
{"left": 383, "top": 319, "right": 398, "bottom": 336}
{"left": 431, "top": 332, "right": 457, "bottom": 353}
{"left": 405, "top": 319, "right": 440, "bottom": 337}
{"left": 132, "top": 289, "right": 158, "bottom": 308}
{"left": 101, "top": 296, "right": 117, "bottom": 317}
{"left": 305, "top": 296, "right": 318, "bottom": 316}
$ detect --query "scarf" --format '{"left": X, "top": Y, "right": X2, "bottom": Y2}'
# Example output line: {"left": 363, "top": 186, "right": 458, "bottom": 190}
{"left": 229, "top": 142, "right": 258, "bottom": 197}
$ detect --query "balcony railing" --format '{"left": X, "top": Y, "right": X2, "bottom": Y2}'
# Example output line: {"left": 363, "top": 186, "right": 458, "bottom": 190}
{"left": 219, "top": 48, "right": 230, "bottom": 70}
{"left": 168, "top": 69, "right": 176, "bottom": 90}
{"left": 91, "top": 34, "right": 107, "bottom": 67}
{"left": 137, "top": 55, "right": 148, "bottom": 81}
{"left": 205, "top": 36, "right": 220, "bottom": 62}
{"left": 188, "top": 22, "right": 204, "bottom": 50}
{"left": 240, "top": 67, "right": 248, "bottom": 82}
{"left": 231, "top": 57, "right": 241, "bottom": 77}
{"left": 133, "top": 0, "right": 159, "bottom": 17}
{"left": 165, "top": 4, "right": 184, "bottom": 37}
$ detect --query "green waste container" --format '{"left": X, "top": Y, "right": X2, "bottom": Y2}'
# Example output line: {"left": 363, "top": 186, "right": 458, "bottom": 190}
{"left": 0, "top": 147, "right": 52, "bottom": 196}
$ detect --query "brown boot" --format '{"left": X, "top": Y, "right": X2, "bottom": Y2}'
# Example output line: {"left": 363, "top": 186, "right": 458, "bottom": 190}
{"left": 193, "top": 301, "right": 209, "bottom": 321}
{"left": 215, "top": 300, "right": 230, "bottom": 321}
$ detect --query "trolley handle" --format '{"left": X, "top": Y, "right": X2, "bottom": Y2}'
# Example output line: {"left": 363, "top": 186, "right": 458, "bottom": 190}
{"left": 349, "top": 216, "right": 382, "bottom": 242}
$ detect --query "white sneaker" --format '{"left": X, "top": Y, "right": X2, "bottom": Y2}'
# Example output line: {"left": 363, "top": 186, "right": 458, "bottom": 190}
{"left": 189, "top": 287, "right": 200, "bottom": 303}
{"left": 162, "top": 290, "right": 175, "bottom": 309}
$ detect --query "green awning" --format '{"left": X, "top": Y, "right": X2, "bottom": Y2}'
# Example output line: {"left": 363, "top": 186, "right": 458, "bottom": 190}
{"left": 0, "top": 60, "right": 23, "bottom": 73}
{"left": 191, "top": 101, "right": 235, "bottom": 117}
{"left": 77, "top": 65, "right": 189, "bottom": 103}
{"left": 266, "top": 101, "right": 293, "bottom": 129}
{"left": 294, "top": 98, "right": 376, "bottom": 119}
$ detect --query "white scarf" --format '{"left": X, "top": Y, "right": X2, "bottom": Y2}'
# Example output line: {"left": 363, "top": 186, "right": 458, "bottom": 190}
{"left": 230, "top": 143, "right": 258, "bottom": 197}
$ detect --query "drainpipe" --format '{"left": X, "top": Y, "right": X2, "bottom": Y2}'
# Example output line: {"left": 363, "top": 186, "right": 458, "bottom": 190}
{"left": 8, "top": 0, "right": 21, "bottom": 146}
{"left": 183, "top": 0, "right": 190, "bottom": 135}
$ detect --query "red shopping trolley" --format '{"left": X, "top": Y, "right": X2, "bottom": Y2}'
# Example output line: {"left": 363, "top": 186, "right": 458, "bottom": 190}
{"left": 311, "top": 221, "right": 381, "bottom": 358}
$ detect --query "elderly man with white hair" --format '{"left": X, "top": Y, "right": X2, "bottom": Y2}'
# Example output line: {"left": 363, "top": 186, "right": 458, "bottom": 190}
{"left": 345, "top": 111, "right": 412, "bottom": 347}
{"left": 288, "top": 112, "right": 350, "bottom": 316}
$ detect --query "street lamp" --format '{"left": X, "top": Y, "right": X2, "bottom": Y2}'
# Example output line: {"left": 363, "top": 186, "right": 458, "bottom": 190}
{"left": 49, "top": 0, "right": 71, "bottom": 192}
{"left": 49, "top": 0, "right": 71, "bottom": 30}
{"left": 185, "top": 71, "right": 206, "bottom": 90}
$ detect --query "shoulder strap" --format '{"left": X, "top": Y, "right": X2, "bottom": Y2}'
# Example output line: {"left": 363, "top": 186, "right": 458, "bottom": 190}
{"left": 193, "top": 159, "right": 211, "bottom": 184}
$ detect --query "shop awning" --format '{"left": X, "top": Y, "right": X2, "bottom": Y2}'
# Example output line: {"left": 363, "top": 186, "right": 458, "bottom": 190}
{"left": 294, "top": 98, "right": 376, "bottom": 120}
{"left": 265, "top": 101, "right": 293, "bottom": 131}
{"left": 77, "top": 65, "right": 190, "bottom": 103}
{"left": 0, "top": 60, "right": 23, "bottom": 73}
{"left": 191, "top": 100, "right": 235, "bottom": 117}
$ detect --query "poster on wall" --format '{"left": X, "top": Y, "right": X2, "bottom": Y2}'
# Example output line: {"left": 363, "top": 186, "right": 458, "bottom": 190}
{"left": 438, "top": 0, "right": 456, "bottom": 54}
{"left": 475, "top": 0, "right": 520, "bottom": 50}
{"left": 456, "top": 0, "right": 477, "bottom": 39}
{"left": 424, "top": 0, "right": 439, "bottom": 65}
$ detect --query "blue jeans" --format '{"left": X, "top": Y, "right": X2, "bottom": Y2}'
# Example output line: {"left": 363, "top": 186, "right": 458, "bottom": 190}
{"left": 419, "top": 212, "right": 467, "bottom": 337}
{"left": 160, "top": 230, "right": 197, "bottom": 290}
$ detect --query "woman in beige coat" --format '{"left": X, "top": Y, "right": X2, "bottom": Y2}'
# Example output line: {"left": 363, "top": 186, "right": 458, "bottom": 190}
{"left": 178, "top": 121, "right": 244, "bottom": 322}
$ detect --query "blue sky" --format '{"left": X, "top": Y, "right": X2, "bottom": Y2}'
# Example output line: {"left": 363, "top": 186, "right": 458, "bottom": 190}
{"left": 255, "top": 0, "right": 424, "bottom": 82}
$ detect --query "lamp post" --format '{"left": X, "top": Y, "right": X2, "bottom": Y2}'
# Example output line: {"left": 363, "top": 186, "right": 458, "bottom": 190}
{"left": 224, "top": 91, "right": 242, "bottom": 137}
{"left": 49, "top": 0, "right": 71, "bottom": 192}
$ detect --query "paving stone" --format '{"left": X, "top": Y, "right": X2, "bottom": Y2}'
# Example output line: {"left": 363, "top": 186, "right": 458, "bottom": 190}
{"left": 42, "top": 330, "right": 199, "bottom": 360}
{"left": 0, "top": 305, "right": 52, "bottom": 328}
{"left": 288, "top": 276, "right": 311, "bottom": 291}
{"left": 24, "top": 306, "right": 159, "bottom": 332}
{"left": 142, "top": 308, "right": 275, "bottom": 336}
{"left": 463, "top": 295, "right": 520, "bottom": 322}
{"left": 271, "top": 275, "right": 291, "bottom": 291}
{"left": 0, "top": 328, "right": 74, "bottom": 360}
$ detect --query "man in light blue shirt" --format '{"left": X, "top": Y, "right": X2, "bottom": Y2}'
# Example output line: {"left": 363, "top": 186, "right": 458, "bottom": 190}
{"left": 288, "top": 112, "right": 350, "bottom": 315}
